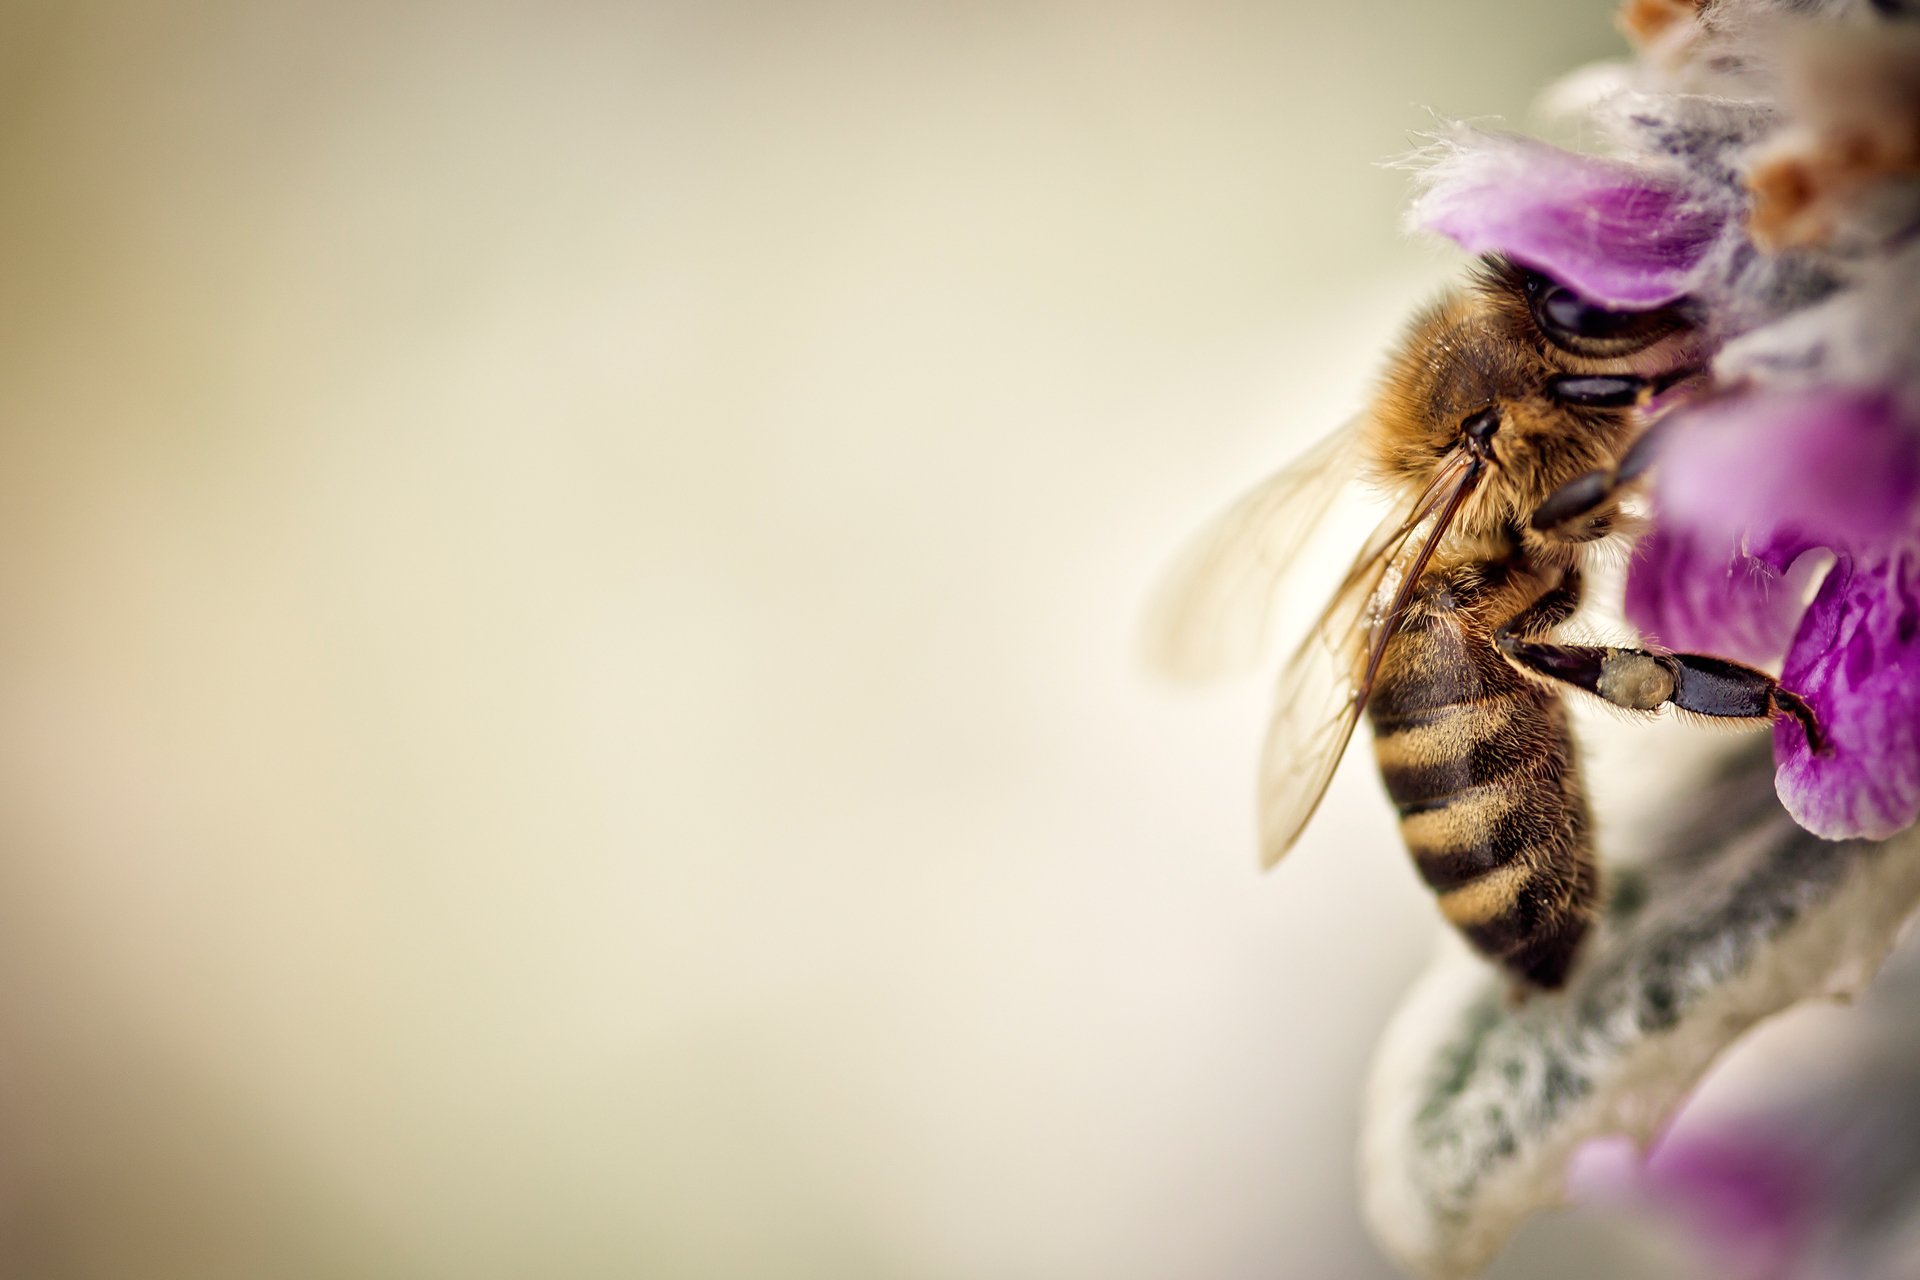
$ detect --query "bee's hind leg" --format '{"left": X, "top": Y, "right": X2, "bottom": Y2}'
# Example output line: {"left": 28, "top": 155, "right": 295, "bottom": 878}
{"left": 1493, "top": 625, "right": 1828, "bottom": 753}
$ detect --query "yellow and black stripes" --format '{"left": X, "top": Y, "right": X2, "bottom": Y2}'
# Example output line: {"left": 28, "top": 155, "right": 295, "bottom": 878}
{"left": 1368, "top": 606, "right": 1598, "bottom": 989}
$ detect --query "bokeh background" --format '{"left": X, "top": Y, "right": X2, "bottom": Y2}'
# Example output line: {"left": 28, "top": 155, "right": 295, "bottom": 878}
{"left": 0, "top": 3, "right": 1815, "bottom": 1277}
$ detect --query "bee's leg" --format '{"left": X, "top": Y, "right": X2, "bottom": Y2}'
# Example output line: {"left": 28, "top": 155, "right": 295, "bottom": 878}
{"left": 1529, "top": 415, "right": 1672, "bottom": 541}
{"left": 1500, "top": 565, "right": 1584, "bottom": 638}
{"left": 1544, "top": 375, "right": 1649, "bottom": 408}
{"left": 1493, "top": 627, "right": 1828, "bottom": 752}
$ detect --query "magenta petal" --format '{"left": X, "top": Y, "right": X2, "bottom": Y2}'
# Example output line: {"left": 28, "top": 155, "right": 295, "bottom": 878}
{"left": 1408, "top": 132, "right": 1724, "bottom": 307}
{"left": 1657, "top": 389, "right": 1920, "bottom": 554}
{"left": 1625, "top": 525, "right": 1817, "bottom": 667}
{"left": 1644, "top": 1130, "right": 1818, "bottom": 1256}
{"left": 1774, "top": 546, "right": 1920, "bottom": 841}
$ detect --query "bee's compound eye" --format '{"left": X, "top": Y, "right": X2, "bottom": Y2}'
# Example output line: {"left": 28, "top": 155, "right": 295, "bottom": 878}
{"left": 1533, "top": 280, "right": 1638, "bottom": 342}
{"left": 1523, "top": 271, "right": 1685, "bottom": 357}
{"left": 1538, "top": 285, "right": 1609, "bottom": 337}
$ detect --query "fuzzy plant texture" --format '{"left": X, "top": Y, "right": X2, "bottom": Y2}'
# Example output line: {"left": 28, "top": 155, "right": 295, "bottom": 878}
{"left": 1363, "top": 3, "right": 1920, "bottom": 1278}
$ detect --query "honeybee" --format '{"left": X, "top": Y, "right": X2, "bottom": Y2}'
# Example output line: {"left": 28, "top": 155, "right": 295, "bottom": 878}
{"left": 1151, "top": 258, "right": 1824, "bottom": 989}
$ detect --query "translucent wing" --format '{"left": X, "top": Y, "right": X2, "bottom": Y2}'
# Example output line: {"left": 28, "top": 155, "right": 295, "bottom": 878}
{"left": 1142, "top": 424, "right": 1363, "bottom": 682}
{"left": 1258, "top": 454, "right": 1483, "bottom": 867}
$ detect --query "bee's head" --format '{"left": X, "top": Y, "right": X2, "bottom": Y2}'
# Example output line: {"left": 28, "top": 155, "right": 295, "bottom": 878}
{"left": 1365, "top": 262, "right": 1695, "bottom": 531}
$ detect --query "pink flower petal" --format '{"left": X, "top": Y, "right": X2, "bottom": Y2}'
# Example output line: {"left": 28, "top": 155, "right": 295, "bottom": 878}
{"left": 1656, "top": 389, "right": 1920, "bottom": 554}
{"left": 1774, "top": 545, "right": 1920, "bottom": 841}
{"left": 1644, "top": 1129, "right": 1818, "bottom": 1252}
{"left": 1407, "top": 131, "right": 1725, "bottom": 308}
{"left": 1625, "top": 526, "right": 1818, "bottom": 667}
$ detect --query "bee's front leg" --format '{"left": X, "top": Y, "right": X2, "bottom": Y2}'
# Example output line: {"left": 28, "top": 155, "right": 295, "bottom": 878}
{"left": 1532, "top": 427, "right": 1665, "bottom": 545}
{"left": 1529, "top": 385, "right": 1692, "bottom": 542}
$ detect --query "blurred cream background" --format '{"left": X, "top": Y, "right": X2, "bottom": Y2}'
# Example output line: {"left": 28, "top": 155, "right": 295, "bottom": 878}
{"left": 0, "top": 4, "right": 1714, "bottom": 1277}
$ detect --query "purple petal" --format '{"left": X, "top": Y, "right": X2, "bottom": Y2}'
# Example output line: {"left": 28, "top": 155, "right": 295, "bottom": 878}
{"left": 1775, "top": 545, "right": 1920, "bottom": 841}
{"left": 1407, "top": 132, "right": 1725, "bottom": 307}
{"left": 1625, "top": 525, "right": 1819, "bottom": 667}
{"left": 1644, "top": 1129, "right": 1818, "bottom": 1248}
{"left": 1656, "top": 389, "right": 1920, "bottom": 554}
{"left": 1642, "top": 1127, "right": 1820, "bottom": 1280}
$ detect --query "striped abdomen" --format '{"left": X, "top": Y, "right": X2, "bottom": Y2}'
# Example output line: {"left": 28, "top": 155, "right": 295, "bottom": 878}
{"left": 1365, "top": 599, "right": 1597, "bottom": 988}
